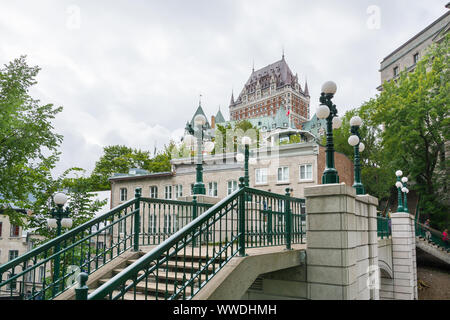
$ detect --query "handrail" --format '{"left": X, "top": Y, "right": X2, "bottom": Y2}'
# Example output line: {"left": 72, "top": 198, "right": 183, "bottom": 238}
{"left": 88, "top": 187, "right": 245, "bottom": 300}
{"left": 377, "top": 215, "right": 391, "bottom": 239}
{"left": 416, "top": 222, "right": 449, "bottom": 251}
{"left": 88, "top": 185, "right": 307, "bottom": 300}
{"left": 140, "top": 197, "right": 212, "bottom": 207}
{"left": 0, "top": 194, "right": 213, "bottom": 300}
{"left": 0, "top": 198, "right": 137, "bottom": 274}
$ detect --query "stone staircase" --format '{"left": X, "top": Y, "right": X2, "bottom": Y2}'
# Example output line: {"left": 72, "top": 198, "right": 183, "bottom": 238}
{"left": 416, "top": 236, "right": 450, "bottom": 265}
{"left": 88, "top": 247, "right": 227, "bottom": 300}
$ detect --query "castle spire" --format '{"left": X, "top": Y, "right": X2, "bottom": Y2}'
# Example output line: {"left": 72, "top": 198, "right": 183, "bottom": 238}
{"left": 304, "top": 78, "right": 310, "bottom": 97}
{"left": 230, "top": 89, "right": 235, "bottom": 105}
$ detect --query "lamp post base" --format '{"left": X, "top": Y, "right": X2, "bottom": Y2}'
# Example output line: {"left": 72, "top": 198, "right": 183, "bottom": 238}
{"left": 193, "top": 183, "right": 206, "bottom": 195}
{"left": 353, "top": 182, "right": 365, "bottom": 195}
{"left": 322, "top": 168, "right": 339, "bottom": 184}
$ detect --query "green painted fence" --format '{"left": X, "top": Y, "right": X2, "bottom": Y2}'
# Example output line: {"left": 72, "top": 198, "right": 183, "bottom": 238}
{"left": 0, "top": 192, "right": 212, "bottom": 300}
{"left": 86, "top": 182, "right": 306, "bottom": 300}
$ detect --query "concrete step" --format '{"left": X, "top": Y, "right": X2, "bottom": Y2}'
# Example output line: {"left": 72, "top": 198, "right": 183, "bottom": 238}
{"left": 98, "top": 278, "right": 193, "bottom": 298}
{"left": 88, "top": 289, "right": 155, "bottom": 300}
{"left": 126, "top": 259, "right": 217, "bottom": 272}
{"left": 113, "top": 268, "right": 205, "bottom": 284}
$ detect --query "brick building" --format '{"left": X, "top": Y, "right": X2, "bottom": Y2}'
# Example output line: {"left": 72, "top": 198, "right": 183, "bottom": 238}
{"left": 229, "top": 55, "right": 310, "bottom": 129}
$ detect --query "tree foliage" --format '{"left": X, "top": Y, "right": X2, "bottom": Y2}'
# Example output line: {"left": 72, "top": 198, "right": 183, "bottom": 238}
{"left": 330, "top": 34, "right": 449, "bottom": 229}
{"left": 0, "top": 56, "right": 63, "bottom": 222}
{"left": 89, "top": 143, "right": 174, "bottom": 190}
{"left": 372, "top": 34, "right": 449, "bottom": 229}
{"left": 26, "top": 167, "right": 107, "bottom": 240}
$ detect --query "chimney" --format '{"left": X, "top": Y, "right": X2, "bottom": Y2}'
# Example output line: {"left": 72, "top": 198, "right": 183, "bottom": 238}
{"left": 211, "top": 115, "right": 216, "bottom": 129}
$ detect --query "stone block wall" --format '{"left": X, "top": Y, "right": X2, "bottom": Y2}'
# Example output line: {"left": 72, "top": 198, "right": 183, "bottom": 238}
{"left": 304, "top": 183, "right": 378, "bottom": 299}
{"left": 384, "top": 212, "right": 417, "bottom": 300}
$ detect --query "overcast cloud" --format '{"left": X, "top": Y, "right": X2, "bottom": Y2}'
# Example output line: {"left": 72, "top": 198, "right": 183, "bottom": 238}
{"left": 0, "top": 0, "right": 447, "bottom": 177}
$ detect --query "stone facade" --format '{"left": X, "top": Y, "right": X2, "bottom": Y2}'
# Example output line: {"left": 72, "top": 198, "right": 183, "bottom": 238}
{"left": 304, "top": 184, "right": 379, "bottom": 299}
{"left": 109, "top": 142, "right": 354, "bottom": 208}
{"left": 379, "top": 8, "right": 449, "bottom": 89}
{"left": 0, "top": 214, "right": 29, "bottom": 266}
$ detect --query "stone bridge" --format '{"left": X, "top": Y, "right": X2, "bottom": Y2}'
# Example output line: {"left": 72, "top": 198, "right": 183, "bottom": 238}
{"left": 195, "top": 184, "right": 418, "bottom": 300}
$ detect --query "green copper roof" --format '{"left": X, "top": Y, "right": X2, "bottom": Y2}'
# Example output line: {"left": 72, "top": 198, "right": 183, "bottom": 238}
{"left": 301, "top": 113, "right": 327, "bottom": 139}
{"left": 215, "top": 108, "right": 226, "bottom": 123}
{"left": 190, "top": 105, "right": 210, "bottom": 128}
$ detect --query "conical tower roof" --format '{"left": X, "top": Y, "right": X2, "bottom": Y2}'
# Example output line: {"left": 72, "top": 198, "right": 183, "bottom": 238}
{"left": 215, "top": 108, "right": 226, "bottom": 124}
{"left": 190, "top": 104, "right": 210, "bottom": 128}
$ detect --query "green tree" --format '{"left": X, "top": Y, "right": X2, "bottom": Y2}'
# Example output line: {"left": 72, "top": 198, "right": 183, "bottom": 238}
{"left": 148, "top": 141, "right": 174, "bottom": 172}
{"left": 90, "top": 145, "right": 152, "bottom": 190}
{"left": 324, "top": 108, "right": 394, "bottom": 201}
{"left": 0, "top": 56, "right": 63, "bottom": 224}
{"left": 369, "top": 34, "right": 449, "bottom": 229}
{"left": 27, "top": 167, "right": 107, "bottom": 240}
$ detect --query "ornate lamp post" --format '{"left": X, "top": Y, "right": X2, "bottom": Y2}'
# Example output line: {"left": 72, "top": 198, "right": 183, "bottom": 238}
{"left": 395, "top": 170, "right": 404, "bottom": 212}
{"left": 184, "top": 114, "right": 214, "bottom": 195}
{"left": 236, "top": 136, "right": 255, "bottom": 201}
{"left": 401, "top": 177, "right": 409, "bottom": 213}
{"left": 316, "top": 81, "right": 342, "bottom": 184}
{"left": 47, "top": 192, "right": 72, "bottom": 296}
{"left": 348, "top": 116, "right": 365, "bottom": 195}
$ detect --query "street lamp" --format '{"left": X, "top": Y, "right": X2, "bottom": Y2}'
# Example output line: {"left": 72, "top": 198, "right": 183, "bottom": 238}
{"left": 401, "top": 176, "right": 409, "bottom": 213}
{"left": 47, "top": 192, "right": 72, "bottom": 296}
{"left": 348, "top": 116, "right": 364, "bottom": 195}
{"left": 395, "top": 170, "right": 404, "bottom": 212}
{"left": 242, "top": 136, "right": 251, "bottom": 189}
{"left": 316, "top": 81, "right": 342, "bottom": 184}
{"left": 184, "top": 114, "right": 214, "bottom": 195}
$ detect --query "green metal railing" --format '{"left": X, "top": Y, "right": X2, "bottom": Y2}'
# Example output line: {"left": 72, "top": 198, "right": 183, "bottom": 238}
{"left": 416, "top": 222, "right": 450, "bottom": 252}
{"left": 377, "top": 215, "right": 391, "bottom": 239}
{"left": 86, "top": 181, "right": 306, "bottom": 300}
{"left": 0, "top": 192, "right": 212, "bottom": 300}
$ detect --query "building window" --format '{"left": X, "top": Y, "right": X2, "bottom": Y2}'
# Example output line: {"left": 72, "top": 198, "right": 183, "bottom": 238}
{"left": 277, "top": 166, "right": 289, "bottom": 183}
{"left": 38, "top": 266, "right": 45, "bottom": 283}
{"left": 150, "top": 186, "right": 158, "bottom": 198}
{"left": 165, "top": 185, "right": 172, "bottom": 199}
{"left": 208, "top": 182, "right": 218, "bottom": 197}
{"left": 393, "top": 66, "right": 399, "bottom": 77}
{"left": 227, "top": 180, "right": 238, "bottom": 195}
{"left": 10, "top": 225, "right": 20, "bottom": 237}
{"left": 149, "top": 215, "right": 156, "bottom": 234}
{"left": 97, "top": 242, "right": 104, "bottom": 251}
{"left": 164, "top": 215, "right": 171, "bottom": 234}
{"left": 255, "top": 168, "right": 268, "bottom": 184}
{"left": 300, "top": 164, "right": 313, "bottom": 181}
{"left": 175, "top": 185, "right": 183, "bottom": 198}
{"left": 0, "top": 222, "right": 2, "bottom": 237}
{"left": 413, "top": 53, "right": 419, "bottom": 64}
{"left": 190, "top": 184, "right": 195, "bottom": 195}
{"left": 119, "top": 188, "right": 127, "bottom": 202}
{"left": 9, "top": 250, "right": 19, "bottom": 261}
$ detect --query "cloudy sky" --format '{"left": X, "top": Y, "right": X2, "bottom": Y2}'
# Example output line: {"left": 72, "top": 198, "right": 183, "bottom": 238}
{"left": 0, "top": 0, "right": 447, "bottom": 177}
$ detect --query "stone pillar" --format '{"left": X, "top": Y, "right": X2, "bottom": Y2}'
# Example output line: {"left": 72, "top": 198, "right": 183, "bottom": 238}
{"left": 410, "top": 215, "right": 418, "bottom": 299}
{"left": 357, "top": 194, "right": 379, "bottom": 300}
{"left": 305, "top": 184, "right": 359, "bottom": 300}
{"left": 391, "top": 212, "right": 416, "bottom": 300}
